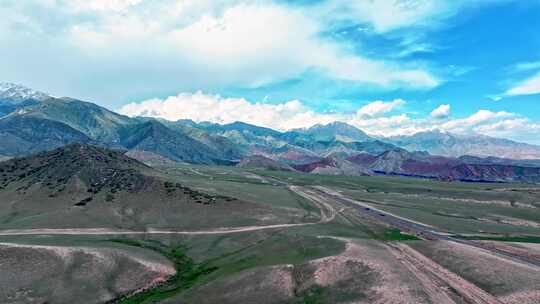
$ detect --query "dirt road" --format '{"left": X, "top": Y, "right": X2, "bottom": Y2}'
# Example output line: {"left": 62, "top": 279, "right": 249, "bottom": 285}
{"left": 1, "top": 184, "right": 538, "bottom": 269}
{"left": 388, "top": 242, "right": 504, "bottom": 304}
{"left": 311, "top": 186, "right": 540, "bottom": 268}
{"left": 0, "top": 187, "right": 336, "bottom": 237}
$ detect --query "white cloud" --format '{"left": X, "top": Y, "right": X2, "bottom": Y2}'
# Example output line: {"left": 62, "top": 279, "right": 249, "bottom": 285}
{"left": 440, "top": 110, "right": 514, "bottom": 132}
{"left": 0, "top": 0, "right": 440, "bottom": 104}
{"left": 118, "top": 92, "right": 341, "bottom": 130}
{"left": 506, "top": 72, "right": 540, "bottom": 96}
{"left": 350, "top": 114, "right": 420, "bottom": 137}
{"left": 119, "top": 92, "right": 540, "bottom": 144}
{"left": 473, "top": 118, "right": 540, "bottom": 144}
{"left": 66, "top": 3, "right": 439, "bottom": 89}
{"left": 475, "top": 118, "right": 529, "bottom": 133}
{"left": 66, "top": 0, "right": 144, "bottom": 12}
{"left": 430, "top": 104, "right": 450, "bottom": 119}
{"left": 356, "top": 99, "right": 405, "bottom": 117}
{"left": 318, "top": 0, "right": 468, "bottom": 33}
{"left": 119, "top": 93, "right": 416, "bottom": 135}
{"left": 486, "top": 95, "right": 503, "bottom": 102}
{"left": 512, "top": 61, "right": 540, "bottom": 72}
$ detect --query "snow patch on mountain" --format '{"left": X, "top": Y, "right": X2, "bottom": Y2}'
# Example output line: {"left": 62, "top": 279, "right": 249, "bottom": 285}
{"left": 0, "top": 83, "right": 50, "bottom": 103}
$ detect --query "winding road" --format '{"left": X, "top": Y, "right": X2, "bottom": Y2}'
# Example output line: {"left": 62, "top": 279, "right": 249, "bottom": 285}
{"left": 310, "top": 186, "right": 540, "bottom": 268}
{"left": 0, "top": 183, "right": 538, "bottom": 269}
{"left": 0, "top": 186, "right": 335, "bottom": 236}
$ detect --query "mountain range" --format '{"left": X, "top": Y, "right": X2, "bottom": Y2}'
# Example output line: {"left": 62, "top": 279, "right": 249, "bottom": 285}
{"left": 1, "top": 82, "right": 540, "bottom": 182}
{"left": 289, "top": 149, "right": 540, "bottom": 183}
{"left": 388, "top": 130, "right": 540, "bottom": 160}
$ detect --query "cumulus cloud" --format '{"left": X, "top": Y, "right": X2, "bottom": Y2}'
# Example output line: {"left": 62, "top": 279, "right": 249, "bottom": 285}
{"left": 119, "top": 92, "right": 540, "bottom": 144}
{"left": 118, "top": 92, "right": 341, "bottom": 130}
{"left": 506, "top": 72, "right": 540, "bottom": 96}
{"left": 66, "top": 3, "right": 439, "bottom": 89}
{"left": 440, "top": 110, "right": 514, "bottom": 132}
{"left": 0, "top": 0, "right": 442, "bottom": 106}
{"left": 430, "top": 104, "right": 450, "bottom": 119}
{"left": 3, "top": 0, "right": 538, "bottom": 144}
{"left": 473, "top": 118, "right": 540, "bottom": 144}
{"left": 350, "top": 114, "right": 419, "bottom": 137}
{"left": 119, "top": 93, "right": 419, "bottom": 135}
{"left": 357, "top": 99, "right": 405, "bottom": 117}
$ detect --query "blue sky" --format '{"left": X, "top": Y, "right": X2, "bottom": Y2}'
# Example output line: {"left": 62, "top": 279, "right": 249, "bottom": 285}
{"left": 1, "top": 0, "right": 539, "bottom": 143}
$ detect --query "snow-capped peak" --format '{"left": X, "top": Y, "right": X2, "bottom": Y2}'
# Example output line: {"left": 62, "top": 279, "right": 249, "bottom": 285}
{"left": 0, "top": 82, "right": 50, "bottom": 103}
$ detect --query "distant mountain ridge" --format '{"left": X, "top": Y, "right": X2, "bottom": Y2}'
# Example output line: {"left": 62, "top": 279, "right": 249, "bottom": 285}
{"left": 0, "top": 83, "right": 241, "bottom": 164}
{"left": 291, "top": 121, "right": 372, "bottom": 143}
{"left": 388, "top": 130, "right": 540, "bottom": 160}
{"left": 0, "top": 83, "right": 49, "bottom": 104}
{"left": 1, "top": 83, "right": 540, "bottom": 183}
{"left": 294, "top": 148, "right": 540, "bottom": 182}
{"left": 0, "top": 115, "right": 93, "bottom": 156}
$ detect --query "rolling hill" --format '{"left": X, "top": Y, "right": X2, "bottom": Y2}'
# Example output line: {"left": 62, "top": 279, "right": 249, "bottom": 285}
{"left": 0, "top": 144, "right": 289, "bottom": 230}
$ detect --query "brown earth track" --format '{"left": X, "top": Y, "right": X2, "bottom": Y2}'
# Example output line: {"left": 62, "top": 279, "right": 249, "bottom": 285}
{"left": 386, "top": 244, "right": 457, "bottom": 304}
{"left": 311, "top": 186, "right": 540, "bottom": 268}
{"left": 1, "top": 182, "right": 539, "bottom": 304}
{"left": 388, "top": 242, "right": 504, "bottom": 304}
{"left": 0, "top": 186, "right": 337, "bottom": 236}
{"left": 477, "top": 241, "right": 540, "bottom": 262}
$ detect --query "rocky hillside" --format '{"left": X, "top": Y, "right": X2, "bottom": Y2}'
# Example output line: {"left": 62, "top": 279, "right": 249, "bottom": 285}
{"left": 291, "top": 149, "right": 540, "bottom": 182}
{"left": 0, "top": 143, "right": 229, "bottom": 207}
{"left": 388, "top": 130, "right": 540, "bottom": 160}
{"left": 0, "top": 83, "right": 49, "bottom": 105}
{"left": 290, "top": 121, "right": 372, "bottom": 142}
{"left": 237, "top": 155, "right": 295, "bottom": 171}
{"left": 0, "top": 116, "right": 93, "bottom": 156}
{"left": 0, "top": 144, "right": 279, "bottom": 230}
{"left": 119, "top": 120, "right": 226, "bottom": 165}
{"left": 0, "top": 143, "right": 154, "bottom": 196}
{"left": 293, "top": 156, "right": 372, "bottom": 176}
{"left": 343, "top": 149, "right": 540, "bottom": 182}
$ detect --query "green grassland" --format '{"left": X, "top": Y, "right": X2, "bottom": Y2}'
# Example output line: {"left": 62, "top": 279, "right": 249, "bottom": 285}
{"left": 105, "top": 163, "right": 540, "bottom": 302}
{"left": 410, "top": 240, "right": 540, "bottom": 297}
{"left": 157, "top": 164, "right": 318, "bottom": 210}
{"left": 158, "top": 164, "right": 540, "bottom": 236}
{"left": 2, "top": 163, "right": 540, "bottom": 303}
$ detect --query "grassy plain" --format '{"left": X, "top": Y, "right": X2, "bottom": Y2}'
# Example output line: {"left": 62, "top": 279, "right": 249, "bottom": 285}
{"left": 2, "top": 163, "right": 540, "bottom": 303}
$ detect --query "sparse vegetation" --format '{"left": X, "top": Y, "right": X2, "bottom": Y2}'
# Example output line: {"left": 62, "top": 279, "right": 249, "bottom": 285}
{"left": 382, "top": 228, "right": 420, "bottom": 241}
{"left": 110, "top": 240, "right": 218, "bottom": 304}
{"left": 1, "top": 147, "right": 539, "bottom": 304}
{"left": 107, "top": 233, "right": 346, "bottom": 304}
{"left": 458, "top": 235, "right": 540, "bottom": 243}
{"left": 296, "top": 285, "right": 328, "bottom": 304}
{"left": 74, "top": 197, "right": 93, "bottom": 206}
